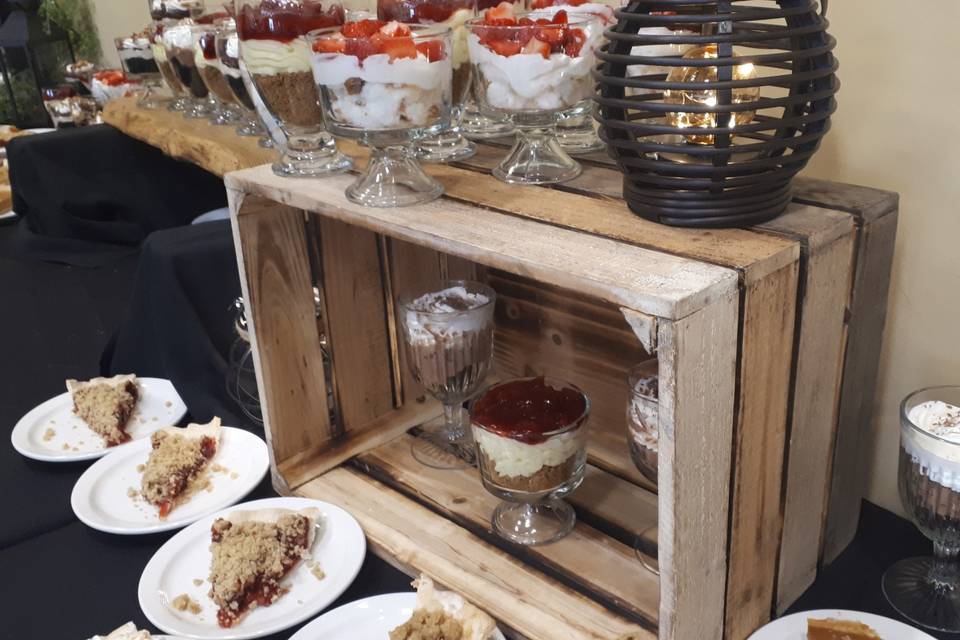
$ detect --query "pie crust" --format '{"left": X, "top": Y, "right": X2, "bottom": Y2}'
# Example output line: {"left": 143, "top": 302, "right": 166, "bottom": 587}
{"left": 389, "top": 575, "right": 497, "bottom": 640}
{"left": 66, "top": 374, "right": 140, "bottom": 446}
{"left": 140, "top": 418, "right": 221, "bottom": 519}
{"left": 807, "top": 617, "right": 882, "bottom": 639}
{"left": 207, "top": 507, "right": 319, "bottom": 628}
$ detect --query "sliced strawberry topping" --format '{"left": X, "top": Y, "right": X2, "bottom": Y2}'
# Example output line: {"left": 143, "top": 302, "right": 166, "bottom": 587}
{"left": 484, "top": 1, "right": 516, "bottom": 22}
{"left": 341, "top": 18, "right": 385, "bottom": 37}
{"left": 379, "top": 20, "right": 412, "bottom": 36}
{"left": 312, "top": 36, "right": 346, "bottom": 53}
{"left": 553, "top": 9, "right": 569, "bottom": 23}
{"left": 344, "top": 37, "right": 378, "bottom": 60}
{"left": 563, "top": 27, "right": 586, "bottom": 57}
{"left": 522, "top": 37, "right": 550, "bottom": 59}
{"left": 380, "top": 35, "right": 418, "bottom": 60}
{"left": 415, "top": 39, "right": 444, "bottom": 62}
{"left": 413, "top": 3, "right": 455, "bottom": 23}
{"left": 535, "top": 24, "right": 565, "bottom": 45}
{"left": 488, "top": 39, "right": 522, "bottom": 56}
{"left": 158, "top": 500, "right": 172, "bottom": 519}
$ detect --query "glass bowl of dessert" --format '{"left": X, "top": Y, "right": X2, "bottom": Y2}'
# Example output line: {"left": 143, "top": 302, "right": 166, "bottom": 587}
{"left": 459, "top": 0, "right": 516, "bottom": 139}
{"left": 884, "top": 386, "right": 960, "bottom": 632}
{"left": 237, "top": 0, "right": 353, "bottom": 177}
{"left": 472, "top": 375, "right": 590, "bottom": 545}
{"left": 162, "top": 18, "right": 212, "bottom": 117}
{"left": 215, "top": 20, "right": 271, "bottom": 142}
{"left": 398, "top": 280, "right": 496, "bottom": 469}
{"left": 192, "top": 22, "right": 242, "bottom": 125}
{"left": 378, "top": 0, "right": 476, "bottom": 163}
{"left": 149, "top": 23, "right": 191, "bottom": 111}
{"left": 466, "top": 3, "right": 600, "bottom": 184}
{"left": 627, "top": 359, "right": 658, "bottom": 486}
{"left": 148, "top": 0, "right": 205, "bottom": 21}
{"left": 89, "top": 70, "right": 144, "bottom": 106}
{"left": 115, "top": 30, "right": 165, "bottom": 109}
{"left": 309, "top": 20, "right": 452, "bottom": 207}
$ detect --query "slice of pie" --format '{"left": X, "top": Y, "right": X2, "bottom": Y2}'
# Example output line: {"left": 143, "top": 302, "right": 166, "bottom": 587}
{"left": 140, "top": 418, "right": 221, "bottom": 519}
{"left": 389, "top": 575, "right": 497, "bottom": 640}
{"left": 66, "top": 374, "right": 140, "bottom": 446}
{"left": 87, "top": 622, "right": 152, "bottom": 640}
{"left": 807, "top": 617, "right": 882, "bottom": 639}
{"left": 207, "top": 507, "right": 319, "bottom": 628}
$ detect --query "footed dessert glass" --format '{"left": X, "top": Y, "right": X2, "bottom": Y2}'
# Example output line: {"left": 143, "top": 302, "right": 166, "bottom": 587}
{"left": 115, "top": 32, "right": 165, "bottom": 109}
{"left": 466, "top": 5, "right": 600, "bottom": 184}
{"left": 238, "top": 0, "right": 353, "bottom": 177}
{"left": 460, "top": 0, "right": 516, "bottom": 139}
{"left": 148, "top": 0, "right": 205, "bottom": 21}
{"left": 216, "top": 22, "right": 270, "bottom": 141}
{"left": 884, "top": 386, "right": 960, "bottom": 632}
{"left": 627, "top": 359, "right": 659, "bottom": 572}
{"left": 398, "top": 280, "right": 496, "bottom": 469}
{"left": 378, "top": 0, "right": 476, "bottom": 163}
{"left": 162, "top": 19, "right": 211, "bottom": 118}
{"left": 150, "top": 23, "right": 190, "bottom": 111}
{"left": 472, "top": 376, "right": 590, "bottom": 545}
{"left": 310, "top": 21, "right": 452, "bottom": 206}
{"left": 192, "top": 24, "right": 242, "bottom": 125}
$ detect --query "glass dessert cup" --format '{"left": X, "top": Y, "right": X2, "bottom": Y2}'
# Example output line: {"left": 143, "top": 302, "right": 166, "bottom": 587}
{"left": 466, "top": 7, "right": 600, "bottom": 184}
{"left": 377, "top": 0, "right": 477, "bottom": 163}
{"left": 115, "top": 33, "right": 166, "bottom": 109}
{"left": 472, "top": 376, "right": 590, "bottom": 545}
{"left": 162, "top": 19, "right": 211, "bottom": 117}
{"left": 884, "top": 386, "right": 960, "bottom": 632}
{"left": 149, "top": 0, "right": 205, "bottom": 21}
{"left": 627, "top": 359, "right": 659, "bottom": 571}
{"left": 310, "top": 21, "right": 452, "bottom": 206}
{"left": 192, "top": 25, "right": 242, "bottom": 125}
{"left": 216, "top": 22, "right": 269, "bottom": 138}
{"left": 398, "top": 280, "right": 496, "bottom": 469}
{"left": 238, "top": 0, "right": 353, "bottom": 178}
{"left": 150, "top": 25, "right": 191, "bottom": 111}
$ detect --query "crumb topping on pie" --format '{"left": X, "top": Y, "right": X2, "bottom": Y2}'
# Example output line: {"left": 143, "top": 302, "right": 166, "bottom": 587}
{"left": 390, "top": 575, "right": 496, "bottom": 640}
{"left": 807, "top": 618, "right": 882, "bottom": 639}
{"left": 140, "top": 419, "right": 221, "bottom": 518}
{"left": 66, "top": 374, "right": 140, "bottom": 446}
{"left": 207, "top": 507, "right": 319, "bottom": 628}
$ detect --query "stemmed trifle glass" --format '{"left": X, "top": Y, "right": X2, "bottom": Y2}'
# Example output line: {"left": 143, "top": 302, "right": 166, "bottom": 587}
{"left": 378, "top": 0, "right": 476, "bottom": 163}
{"left": 627, "top": 359, "right": 659, "bottom": 571}
{"left": 215, "top": 20, "right": 270, "bottom": 141}
{"left": 150, "top": 23, "right": 190, "bottom": 111}
{"left": 115, "top": 30, "right": 165, "bottom": 109}
{"left": 398, "top": 281, "right": 496, "bottom": 469}
{"left": 466, "top": 3, "right": 600, "bottom": 184}
{"left": 162, "top": 19, "right": 212, "bottom": 118}
{"left": 472, "top": 376, "right": 591, "bottom": 545}
{"left": 238, "top": 0, "right": 353, "bottom": 177}
{"left": 884, "top": 386, "right": 960, "bottom": 632}
{"left": 192, "top": 21, "right": 243, "bottom": 125}
{"left": 309, "top": 19, "right": 453, "bottom": 206}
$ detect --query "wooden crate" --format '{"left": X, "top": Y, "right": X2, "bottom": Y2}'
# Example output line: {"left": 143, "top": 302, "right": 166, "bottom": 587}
{"left": 102, "top": 98, "right": 897, "bottom": 638}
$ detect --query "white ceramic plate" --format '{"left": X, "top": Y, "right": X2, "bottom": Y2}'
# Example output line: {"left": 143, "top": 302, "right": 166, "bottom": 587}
{"left": 289, "top": 592, "right": 507, "bottom": 640}
{"left": 748, "top": 609, "right": 937, "bottom": 639}
{"left": 139, "top": 497, "right": 366, "bottom": 640}
{"left": 10, "top": 377, "right": 187, "bottom": 462}
{"left": 71, "top": 426, "right": 270, "bottom": 535}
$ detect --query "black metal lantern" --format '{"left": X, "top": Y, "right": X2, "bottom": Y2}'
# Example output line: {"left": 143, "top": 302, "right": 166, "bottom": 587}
{"left": 594, "top": 0, "right": 838, "bottom": 227}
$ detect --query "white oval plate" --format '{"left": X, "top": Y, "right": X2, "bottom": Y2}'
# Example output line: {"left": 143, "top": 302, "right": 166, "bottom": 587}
{"left": 139, "top": 497, "right": 366, "bottom": 640}
{"left": 748, "top": 609, "right": 936, "bottom": 639}
{"left": 289, "top": 592, "right": 506, "bottom": 640}
{"left": 10, "top": 377, "right": 187, "bottom": 462}
{"left": 71, "top": 426, "right": 270, "bottom": 535}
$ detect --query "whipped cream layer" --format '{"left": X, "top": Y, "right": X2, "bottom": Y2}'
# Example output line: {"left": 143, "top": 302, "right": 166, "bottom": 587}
{"left": 151, "top": 42, "right": 168, "bottom": 62}
{"left": 402, "top": 286, "right": 492, "bottom": 344}
{"left": 122, "top": 36, "right": 151, "bottom": 50}
{"left": 903, "top": 400, "right": 960, "bottom": 491}
{"left": 162, "top": 21, "right": 195, "bottom": 50}
{"left": 468, "top": 32, "right": 596, "bottom": 111}
{"left": 473, "top": 426, "right": 580, "bottom": 478}
{"left": 628, "top": 397, "right": 658, "bottom": 452}
{"left": 242, "top": 37, "right": 312, "bottom": 75}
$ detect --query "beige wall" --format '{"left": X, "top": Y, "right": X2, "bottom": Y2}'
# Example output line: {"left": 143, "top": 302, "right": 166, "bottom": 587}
{"left": 85, "top": 0, "right": 959, "bottom": 516}
{"left": 803, "top": 0, "right": 960, "bottom": 517}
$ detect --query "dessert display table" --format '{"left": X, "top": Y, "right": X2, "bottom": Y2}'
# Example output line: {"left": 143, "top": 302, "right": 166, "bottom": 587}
{"left": 103, "top": 97, "right": 900, "bottom": 640}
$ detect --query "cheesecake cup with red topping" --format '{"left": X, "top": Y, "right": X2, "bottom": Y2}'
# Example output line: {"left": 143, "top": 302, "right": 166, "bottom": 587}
{"left": 238, "top": 0, "right": 353, "bottom": 177}
{"left": 192, "top": 23, "right": 242, "bottom": 124}
{"left": 309, "top": 20, "right": 452, "bottom": 206}
{"left": 471, "top": 375, "right": 590, "bottom": 545}
{"left": 465, "top": 3, "right": 600, "bottom": 184}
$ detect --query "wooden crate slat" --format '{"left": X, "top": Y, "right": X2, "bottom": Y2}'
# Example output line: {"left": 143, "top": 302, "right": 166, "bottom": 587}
{"left": 355, "top": 434, "right": 660, "bottom": 625}
{"left": 300, "top": 467, "right": 654, "bottom": 640}
{"left": 657, "top": 292, "right": 739, "bottom": 640}
{"left": 228, "top": 195, "right": 331, "bottom": 480}
{"left": 225, "top": 165, "right": 739, "bottom": 321}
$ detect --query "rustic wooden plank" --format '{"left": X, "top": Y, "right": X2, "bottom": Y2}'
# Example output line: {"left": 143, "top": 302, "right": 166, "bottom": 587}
{"left": 319, "top": 217, "right": 396, "bottom": 430}
{"left": 724, "top": 262, "right": 799, "bottom": 640}
{"left": 278, "top": 399, "right": 441, "bottom": 491}
{"left": 226, "top": 193, "right": 330, "bottom": 489}
{"left": 299, "top": 467, "right": 654, "bottom": 640}
{"left": 657, "top": 292, "right": 738, "bottom": 640}
{"left": 226, "top": 165, "right": 739, "bottom": 321}
{"left": 105, "top": 97, "right": 274, "bottom": 176}
{"left": 356, "top": 434, "right": 660, "bottom": 625}
{"left": 772, "top": 211, "right": 856, "bottom": 614}
{"left": 793, "top": 176, "right": 899, "bottom": 222}
{"left": 822, "top": 209, "right": 899, "bottom": 564}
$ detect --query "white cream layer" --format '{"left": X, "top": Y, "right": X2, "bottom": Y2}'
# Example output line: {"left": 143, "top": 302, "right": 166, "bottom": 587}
{"left": 467, "top": 32, "right": 595, "bottom": 111}
{"left": 241, "top": 37, "right": 312, "bottom": 75}
{"left": 903, "top": 400, "right": 960, "bottom": 491}
{"left": 151, "top": 43, "right": 168, "bottom": 62}
{"left": 473, "top": 426, "right": 580, "bottom": 478}
{"left": 161, "top": 20, "right": 194, "bottom": 50}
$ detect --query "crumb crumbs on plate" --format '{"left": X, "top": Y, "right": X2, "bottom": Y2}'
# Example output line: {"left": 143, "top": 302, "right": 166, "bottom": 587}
{"left": 127, "top": 487, "right": 139, "bottom": 499}
{"left": 230, "top": 472, "right": 239, "bottom": 480}
{"left": 136, "top": 463, "right": 145, "bottom": 473}
{"left": 165, "top": 400, "right": 173, "bottom": 407}
{"left": 306, "top": 560, "right": 325, "bottom": 581}
{"left": 42, "top": 427, "right": 56, "bottom": 442}
{"left": 62, "top": 443, "right": 70, "bottom": 450}
{"left": 171, "top": 593, "right": 202, "bottom": 615}
{"left": 193, "top": 578, "right": 204, "bottom": 586}
{"left": 211, "top": 463, "right": 228, "bottom": 474}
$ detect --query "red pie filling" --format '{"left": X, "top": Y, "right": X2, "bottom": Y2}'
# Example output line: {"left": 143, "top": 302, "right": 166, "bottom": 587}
{"left": 472, "top": 376, "right": 586, "bottom": 444}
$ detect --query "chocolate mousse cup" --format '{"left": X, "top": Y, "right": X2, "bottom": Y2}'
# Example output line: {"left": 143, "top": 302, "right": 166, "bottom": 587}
{"left": 884, "top": 386, "right": 960, "bottom": 632}
{"left": 472, "top": 376, "right": 590, "bottom": 546}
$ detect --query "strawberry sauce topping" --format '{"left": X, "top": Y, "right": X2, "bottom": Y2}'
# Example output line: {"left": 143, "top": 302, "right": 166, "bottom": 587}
{"left": 312, "top": 19, "right": 445, "bottom": 62}
{"left": 472, "top": 377, "right": 587, "bottom": 445}
{"left": 474, "top": 2, "right": 587, "bottom": 58}
{"left": 238, "top": 0, "right": 345, "bottom": 41}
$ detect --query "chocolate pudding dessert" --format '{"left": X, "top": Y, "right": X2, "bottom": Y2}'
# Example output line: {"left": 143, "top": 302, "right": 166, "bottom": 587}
{"left": 151, "top": 0, "right": 204, "bottom": 20}
{"left": 150, "top": 27, "right": 185, "bottom": 95}
{"left": 900, "top": 399, "right": 960, "bottom": 540}
{"left": 217, "top": 29, "right": 256, "bottom": 111}
{"left": 472, "top": 376, "right": 590, "bottom": 494}
{"left": 237, "top": 0, "right": 344, "bottom": 129}
{"left": 117, "top": 32, "right": 160, "bottom": 77}
{"left": 163, "top": 20, "right": 209, "bottom": 99}
{"left": 627, "top": 360, "right": 658, "bottom": 485}
{"left": 401, "top": 285, "right": 494, "bottom": 402}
